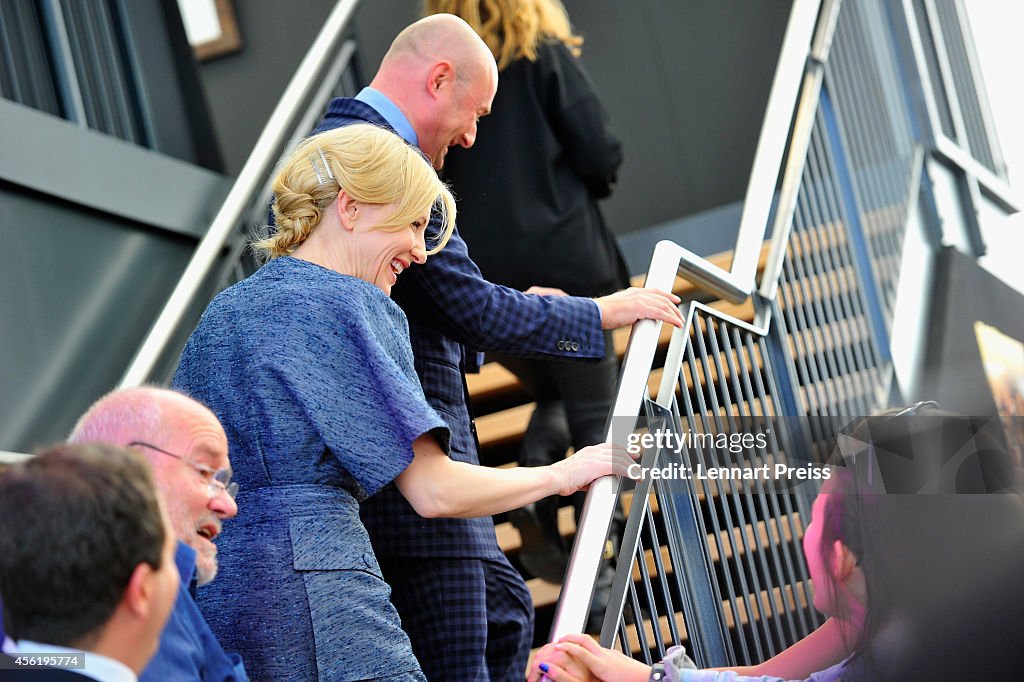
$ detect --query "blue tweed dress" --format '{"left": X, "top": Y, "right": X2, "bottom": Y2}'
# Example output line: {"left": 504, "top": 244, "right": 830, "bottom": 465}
{"left": 172, "top": 256, "right": 449, "bottom": 682}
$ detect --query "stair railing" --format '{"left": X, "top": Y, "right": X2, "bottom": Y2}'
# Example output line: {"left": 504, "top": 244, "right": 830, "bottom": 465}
{"left": 0, "top": 450, "right": 33, "bottom": 465}
{"left": 119, "top": 0, "right": 362, "bottom": 387}
{"left": 551, "top": 0, "right": 833, "bottom": 643}
{"left": 557, "top": 0, "right": 941, "bottom": 666}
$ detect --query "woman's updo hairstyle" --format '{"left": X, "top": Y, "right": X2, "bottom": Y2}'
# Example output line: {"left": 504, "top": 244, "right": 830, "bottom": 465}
{"left": 254, "top": 123, "right": 456, "bottom": 258}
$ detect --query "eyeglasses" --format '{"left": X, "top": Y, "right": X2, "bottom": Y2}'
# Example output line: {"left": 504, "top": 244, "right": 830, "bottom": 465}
{"left": 128, "top": 441, "right": 239, "bottom": 500}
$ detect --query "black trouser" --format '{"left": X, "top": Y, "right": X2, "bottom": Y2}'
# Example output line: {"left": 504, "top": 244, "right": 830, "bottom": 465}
{"left": 493, "top": 329, "right": 619, "bottom": 460}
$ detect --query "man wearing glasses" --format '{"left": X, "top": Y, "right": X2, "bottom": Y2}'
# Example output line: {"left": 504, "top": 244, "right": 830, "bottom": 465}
{"left": 68, "top": 386, "right": 247, "bottom": 682}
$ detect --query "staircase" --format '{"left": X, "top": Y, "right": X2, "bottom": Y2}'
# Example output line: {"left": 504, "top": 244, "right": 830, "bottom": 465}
{"left": 104, "top": 0, "right": 1008, "bottom": 671}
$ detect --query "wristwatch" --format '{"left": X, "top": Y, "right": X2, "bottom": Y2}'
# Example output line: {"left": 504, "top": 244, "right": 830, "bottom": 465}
{"left": 649, "top": 662, "right": 667, "bottom": 681}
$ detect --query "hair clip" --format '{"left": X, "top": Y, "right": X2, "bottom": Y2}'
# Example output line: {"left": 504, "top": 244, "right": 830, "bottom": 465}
{"left": 310, "top": 147, "right": 335, "bottom": 185}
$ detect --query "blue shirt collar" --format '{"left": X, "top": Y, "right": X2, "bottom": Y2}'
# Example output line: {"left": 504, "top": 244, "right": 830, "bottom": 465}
{"left": 173, "top": 541, "right": 199, "bottom": 597}
{"left": 355, "top": 87, "right": 418, "bottom": 146}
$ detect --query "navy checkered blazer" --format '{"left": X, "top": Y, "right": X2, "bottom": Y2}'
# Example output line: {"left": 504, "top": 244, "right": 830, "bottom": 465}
{"left": 312, "top": 98, "right": 606, "bottom": 559}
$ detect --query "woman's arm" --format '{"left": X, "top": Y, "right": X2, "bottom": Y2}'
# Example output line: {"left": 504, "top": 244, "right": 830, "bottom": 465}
{"left": 533, "top": 630, "right": 844, "bottom": 682}
{"left": 528, "top": 620, "right": 850, "bottom": 682}
{"left": 394, "top": 434, "right": 631, "bottom": 519}
{"left": 708, "top": 619, "right": 849, "bottom": 678}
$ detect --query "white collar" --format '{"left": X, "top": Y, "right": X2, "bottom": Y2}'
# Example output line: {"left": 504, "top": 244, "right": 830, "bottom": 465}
{"left": 3, "top": 638, "right": 137, "bottom": 682}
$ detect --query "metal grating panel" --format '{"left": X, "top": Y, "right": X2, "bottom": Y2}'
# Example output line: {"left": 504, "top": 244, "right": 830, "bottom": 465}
{"left": 911, "top": 0, "right": 956, "bottom": 140}
{"left": 602, "top": 307, "right": 820, "bottom": 668}
{"left": 932, "top": 0, "right": 996, "bottom": 172}
{"left": 59, "top": 0, "right": 145, "bottom": 143}
{"left": 824, "top": 0, "right": 917, "bottom": 328}
{"left": 0, "top": 0, "right": 62, "bottom": 116}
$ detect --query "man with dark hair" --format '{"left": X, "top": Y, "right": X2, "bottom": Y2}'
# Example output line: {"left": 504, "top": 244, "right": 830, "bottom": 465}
{"left": 0, "top": 443, "right": 179, "bottom": 680}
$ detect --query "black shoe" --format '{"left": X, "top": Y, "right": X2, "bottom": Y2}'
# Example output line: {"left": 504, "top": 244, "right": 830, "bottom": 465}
{"left": 509, "top": 497, "right": 568, "bottom": 583}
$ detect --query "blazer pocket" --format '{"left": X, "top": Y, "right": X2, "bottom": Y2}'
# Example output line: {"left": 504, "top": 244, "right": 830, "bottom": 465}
{"left": 418, "top": 357, "right": 464, "bottom": 408}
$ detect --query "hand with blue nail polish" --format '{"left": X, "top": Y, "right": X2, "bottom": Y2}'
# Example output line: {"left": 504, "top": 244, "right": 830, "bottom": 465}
{"left": 528, "top": 640, "right": 597, "bottom": 682}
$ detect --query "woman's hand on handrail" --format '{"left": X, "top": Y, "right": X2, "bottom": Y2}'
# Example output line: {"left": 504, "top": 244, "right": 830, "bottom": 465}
{"left": 528, "top": 634, "right": 649, "bottom": 682}
{"left": 394, "top": 436, "right": 636, "bottom": 519}
{"left": 549, "top": 442, "right": 635, "bottom": 496}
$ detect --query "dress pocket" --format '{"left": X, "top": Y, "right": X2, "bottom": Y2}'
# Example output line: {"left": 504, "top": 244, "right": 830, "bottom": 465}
{"left": 289, "top": 513, "right": 381, "bottom": 577}
{"left": 288, "top": 515, "right": 423, "bottom": 681}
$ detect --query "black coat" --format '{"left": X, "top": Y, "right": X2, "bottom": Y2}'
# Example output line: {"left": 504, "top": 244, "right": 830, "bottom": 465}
{"left": 443, "top": 40, "right": 629, "bottom": 298}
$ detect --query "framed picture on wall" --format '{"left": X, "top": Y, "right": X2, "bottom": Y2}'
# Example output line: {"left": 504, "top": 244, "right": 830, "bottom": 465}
{"left": 923, "top": 247, "right": 1024, "bottom": 479}
{"left": 975, "top": 322, "right": 1024, "bottom": 469}
{"left": 176, "top": 0, "right": 242, "bottom": 61}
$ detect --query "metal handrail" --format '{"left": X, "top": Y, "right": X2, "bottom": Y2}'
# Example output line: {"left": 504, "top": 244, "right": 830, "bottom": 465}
{"left": 119, "top": 0, "right": 362, "bottom": 387}
{"left": 731, "top": 0, "right": 824, "bottom": 289}
{"left": 550, "top": 240, "right": 687, "bottom": 638}
{"left": 550, "top": 0, "right": 835, "bottom": 643}
{"left": 757, "top": 0, "right": 841, "bottom": 309}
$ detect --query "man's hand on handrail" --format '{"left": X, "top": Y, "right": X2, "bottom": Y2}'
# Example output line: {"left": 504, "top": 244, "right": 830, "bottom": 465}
{"left": 595, "top": 287, "right": 684, "bottom": 330}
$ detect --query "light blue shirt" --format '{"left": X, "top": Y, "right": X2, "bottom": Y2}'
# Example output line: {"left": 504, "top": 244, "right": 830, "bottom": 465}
{"left": 3, "top": 638, "right": 136, "bottom": 682}
{"left": 355, "top": 87, "right": 418, "bottom": 146}
{"left": 139, "top": 541, "right": 248, "bottom": 681}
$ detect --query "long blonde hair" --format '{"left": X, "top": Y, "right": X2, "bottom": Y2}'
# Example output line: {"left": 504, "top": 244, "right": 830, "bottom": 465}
{"left": 254, "top": 123, "right": 456, "bottom": 258}
{"left": 425, "top": 0, "right": 582, "bottom": 70}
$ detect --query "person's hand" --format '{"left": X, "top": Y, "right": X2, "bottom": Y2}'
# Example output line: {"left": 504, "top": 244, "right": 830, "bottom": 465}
{"left": 538, "top": 634, "right": 652, "bottom": 682}
{"left": 527, "top": 642, "right": 594, "bottom": 682}
{"left": 595, "top": 287, "right": 684, "bottom": 329}
{"left": 547, "top": 443, "right": 638, "bottom": 496}
{"left": 526, "top": 285, "right": 570, "bottom": 297}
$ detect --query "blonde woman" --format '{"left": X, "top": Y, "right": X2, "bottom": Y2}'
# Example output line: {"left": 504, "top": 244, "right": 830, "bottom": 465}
{"left": 172, "top": 123, "right": 633, "bottom": 682}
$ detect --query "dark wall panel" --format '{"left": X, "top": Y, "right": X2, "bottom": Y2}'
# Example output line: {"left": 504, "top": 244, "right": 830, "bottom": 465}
{"left": 0, "top": 186, "right": 195, "bottom": 452}
{"left": 196, "top": 0, "right": 416, "bottom": 175}
{"left": 565, "top": 0, "right": 790, "bottom": 234}
{"left": 922, "top": 246, "right": 1024, "bottom": 416}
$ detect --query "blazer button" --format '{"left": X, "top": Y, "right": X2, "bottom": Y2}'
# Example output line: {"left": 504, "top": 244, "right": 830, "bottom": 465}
{"left": 571, "top": 341, "right": 580, "bottom": 352}
{"left": 557, "top": 340, "right": 565, "bottom": 350}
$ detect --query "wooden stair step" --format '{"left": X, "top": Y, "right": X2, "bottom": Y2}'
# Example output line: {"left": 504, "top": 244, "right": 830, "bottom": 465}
{"left": 496, "top": 502, "right": 577, "bottom": 555}
{"left": 629, "top": 514, "right": 802, "bottom": 583}
{"left": 622, "top": 581, "right": 811, "bottom": 654}
{"left": 526, "top": 577, "right": 564, "bottom": 609}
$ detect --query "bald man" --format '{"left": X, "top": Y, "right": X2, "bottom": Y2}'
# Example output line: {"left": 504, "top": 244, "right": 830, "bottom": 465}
{"left": 69, "top": 387, "right": 248, "bottom": 682}
{"left": 294, "top": 15, "right": 683, "bottom": 681}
